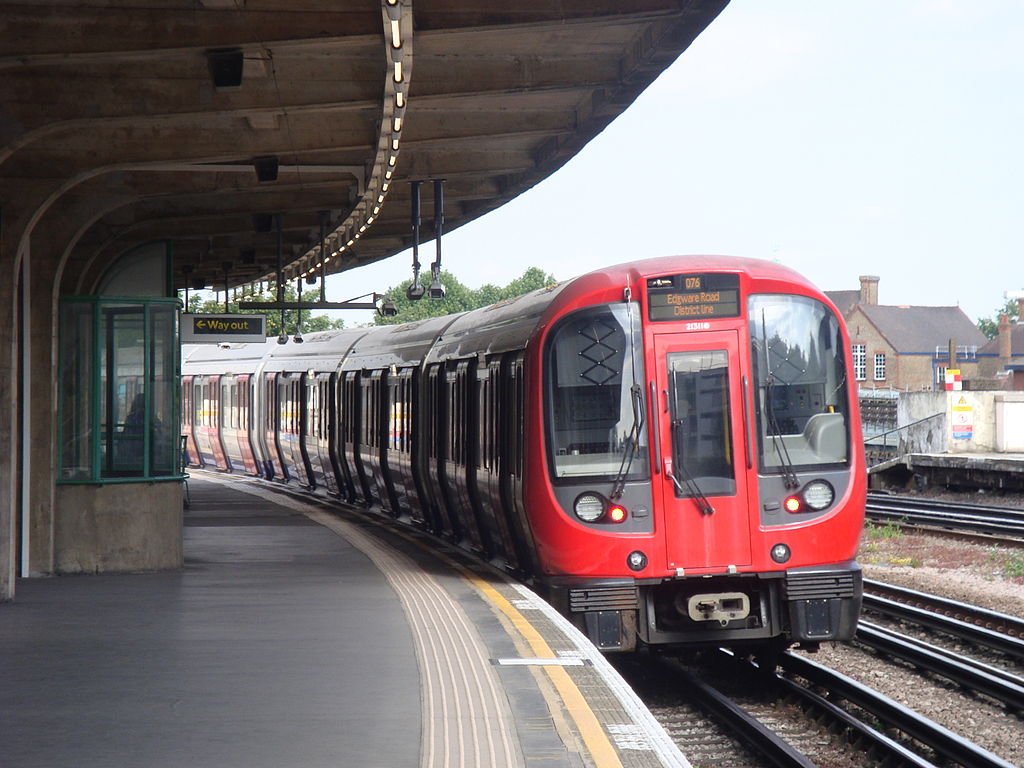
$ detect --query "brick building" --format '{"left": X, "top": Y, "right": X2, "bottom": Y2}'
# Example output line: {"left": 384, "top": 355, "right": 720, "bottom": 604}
{"left": 976, "top": 296, "right": 1024, "bottom": 390}
{"left": 827, "top": 276, "right": 989, "bottom": 392}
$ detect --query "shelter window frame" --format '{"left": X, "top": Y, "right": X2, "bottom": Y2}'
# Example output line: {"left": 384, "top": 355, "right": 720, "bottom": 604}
{"left": 58, "top": 296, "right": 182, "bottom": 484}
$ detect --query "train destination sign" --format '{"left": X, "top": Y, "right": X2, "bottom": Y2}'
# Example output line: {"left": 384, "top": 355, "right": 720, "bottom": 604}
{"left": 181, "top": 313, "right": 266, "bottom": 344}
{"left": 646, "top": 273, "right": 741, "bottom": 321}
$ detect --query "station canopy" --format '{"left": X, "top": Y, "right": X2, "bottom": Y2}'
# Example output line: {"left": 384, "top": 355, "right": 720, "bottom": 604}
{"left": 2, "top": 0, "right": 727, "bottom": 293}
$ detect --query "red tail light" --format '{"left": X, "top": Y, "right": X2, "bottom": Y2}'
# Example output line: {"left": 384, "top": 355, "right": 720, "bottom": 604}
{"left": 607, "top": 504, "right": 628, "bottom": 523}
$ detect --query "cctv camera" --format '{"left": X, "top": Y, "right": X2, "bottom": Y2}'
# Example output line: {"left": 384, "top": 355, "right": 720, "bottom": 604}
{"left": 406, "top": 282, "right": 426, "bottom": 301}
{"left": 428, "top": 275, "right": 446, "bottom": 300}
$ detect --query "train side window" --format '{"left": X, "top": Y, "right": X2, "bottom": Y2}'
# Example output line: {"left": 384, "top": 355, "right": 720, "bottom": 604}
{"left": 240, "top": 381, "right": 248, "bottom": 430}
{"left": 222, "top": 382, "right": 231, "bottom": 429}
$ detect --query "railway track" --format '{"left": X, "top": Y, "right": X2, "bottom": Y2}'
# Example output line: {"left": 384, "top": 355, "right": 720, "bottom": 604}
{"left": 620, "top": 647, "right": 1019, "bottom": 768}
{"left": 616, "top": 578, "right": 1024, "bottom": 766}
{"left": 778, "top": 651, "right": 1017, "bottom": 768}
{"left": 854, "top": 621, "right": 1024, "bottom": 710}
{"left": 866, "top": 492, "right": 1024, "bottom": 540}
{"left": 864, "top": 578, "right": 1024, "bottom": 656}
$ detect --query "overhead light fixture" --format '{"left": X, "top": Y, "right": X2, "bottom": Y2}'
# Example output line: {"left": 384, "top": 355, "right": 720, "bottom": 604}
{"left": 253, "top": 155, "right": 279, "bottom": 183}
{"left": 207, "top": 48, "right": 244, "bottom": 89}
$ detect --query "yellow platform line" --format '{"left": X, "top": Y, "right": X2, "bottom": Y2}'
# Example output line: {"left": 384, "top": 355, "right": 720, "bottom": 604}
{"left": 457, "top": 567, "right": 623, "bottom": 768}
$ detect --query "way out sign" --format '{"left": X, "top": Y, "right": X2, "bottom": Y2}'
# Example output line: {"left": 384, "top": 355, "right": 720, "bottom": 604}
{"left": 181, "top": 313, "right": 266, "bottom": 343}
{"left": 951, "top": 395, "right": 974, "bottom": 441}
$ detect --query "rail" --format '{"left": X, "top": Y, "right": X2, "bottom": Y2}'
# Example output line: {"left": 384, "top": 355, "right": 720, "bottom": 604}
{"left": 780, "top": 652, "right": 1017, "bottom": 768}
{"left": 863, "top": 579, "right": 1024, "bottom": 659}
{"left": 865, "top": 494, "right": 1024, "bottom": 540}
{"left": 855, "top": 621, "right": 1024, "bottom": 710}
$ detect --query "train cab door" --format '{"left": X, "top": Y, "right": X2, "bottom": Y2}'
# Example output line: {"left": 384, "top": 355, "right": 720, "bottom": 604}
{"left": 653, "top": 331, "right": 753, "bottom": 573}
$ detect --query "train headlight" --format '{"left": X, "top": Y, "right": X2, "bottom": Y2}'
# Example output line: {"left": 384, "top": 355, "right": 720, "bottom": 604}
{"left": 574, "top": 493, "right": 605, "bottom": 523}
{"left": 802, "top": 480, "right": 835, "bottom": 511}
{"left": 770, "top": 543, "right": 791, "bottom": 563}
{"left": 784, "top": 496, "right": 803, "bottom": 513}
{"left": 627, "top": 551, "right": 648, "bottom": 571}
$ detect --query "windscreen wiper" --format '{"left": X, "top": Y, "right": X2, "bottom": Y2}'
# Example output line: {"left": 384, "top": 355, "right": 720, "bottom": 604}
{"left": 610, "top": 384, "right": 644, "bottom": 500}
{"left": 761, "top": 313, "right": 800, "bottom": 490}
{"left": 668, "top": 368, "right": 714, "bottom": 515}
{"left": 668, "top": 450, "right": 715, "bottom": 516}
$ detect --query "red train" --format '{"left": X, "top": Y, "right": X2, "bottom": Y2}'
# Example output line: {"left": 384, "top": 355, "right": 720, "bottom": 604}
{"left": 182, "top": 255, "right": 865, "bottom": 655}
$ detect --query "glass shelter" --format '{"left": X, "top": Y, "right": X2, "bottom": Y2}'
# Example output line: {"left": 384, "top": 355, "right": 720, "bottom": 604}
{"left": 58, "top": 297, "right": 181, "bottom": 483}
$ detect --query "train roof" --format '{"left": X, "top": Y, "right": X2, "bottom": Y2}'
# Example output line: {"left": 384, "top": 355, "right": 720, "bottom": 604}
{"left": 261, "top": 328, "right": 368, "bottom": 374}
{"left": 612, "top": 254, "right": 825, "bottom": 295}
{"left": 425, "top": 281, "right": 569, "bottom": 363}
{"left": 342, "top": 313, "right": 463, "bottom": 371}
{"left": 181, "top": 340, "right": 278, "bottom": 376}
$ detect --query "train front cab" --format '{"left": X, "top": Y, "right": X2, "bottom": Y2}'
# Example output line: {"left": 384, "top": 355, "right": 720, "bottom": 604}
{"left": 533, "top": 262, "right": 864, "bottom": 654}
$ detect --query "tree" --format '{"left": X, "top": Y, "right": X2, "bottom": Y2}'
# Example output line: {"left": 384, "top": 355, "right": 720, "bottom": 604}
{"left": 181, "top": 284, "right": 345, "bottom": 337}
{"left": 977, "top": 298, "right": 1019, "bottom": 339}
{"left": 374, "top": 267, "right": 557, "bottom": 325}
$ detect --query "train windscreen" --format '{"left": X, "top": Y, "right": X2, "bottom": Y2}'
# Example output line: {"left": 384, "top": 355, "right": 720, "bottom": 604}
{"left": 546, "top": 303, "right": 649, "bottom": 481}
{"left": 749, "top": 295, "right": 850, "bottom": 470}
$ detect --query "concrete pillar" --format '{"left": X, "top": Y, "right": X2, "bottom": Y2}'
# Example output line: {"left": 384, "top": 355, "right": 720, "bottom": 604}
{"left": 0, "top": 209, "right": 17, "bottom": 600}
{"left": 24, "top": 226, "right": 63, "bottom": 576}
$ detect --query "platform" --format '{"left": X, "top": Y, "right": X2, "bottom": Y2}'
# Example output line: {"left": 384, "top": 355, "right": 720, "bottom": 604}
{"left": 0, "top": 474, "right": 686, "bottom": 768}
{"left": 871, "top": 451, "right": 1024, "bottom": 492}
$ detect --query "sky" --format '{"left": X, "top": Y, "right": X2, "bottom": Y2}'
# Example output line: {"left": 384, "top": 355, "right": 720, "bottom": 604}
{"left": 324, "top": 1, "right": 1024, "bottom": 327}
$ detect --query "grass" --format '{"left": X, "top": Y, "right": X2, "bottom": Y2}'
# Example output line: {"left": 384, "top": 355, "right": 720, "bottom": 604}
{"left": 988, "top": 549, "right": 1024, "bottom": 580}
{"left": 864, "top": 520, "right": 904, "bottom": 541}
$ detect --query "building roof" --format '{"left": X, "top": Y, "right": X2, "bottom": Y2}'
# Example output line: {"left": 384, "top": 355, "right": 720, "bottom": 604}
{"left": 979, "top": 323, "right": 1024, "bottom": 357}
{"left": 855, "top": 304, "right": 988, "bottom": 353}
{"left": 825, "top": 290, "right": 861, "bottom": 316}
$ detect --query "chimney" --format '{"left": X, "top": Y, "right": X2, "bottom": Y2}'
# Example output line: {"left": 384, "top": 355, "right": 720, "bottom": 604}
{"left": 859, "top": 275, "right": 879, "bottom": 306}
{"left": 999, "top": 313, "right": 1012, "bottom": 362}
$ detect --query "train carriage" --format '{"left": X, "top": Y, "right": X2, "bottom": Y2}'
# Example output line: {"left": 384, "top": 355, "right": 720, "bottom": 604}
{"left": 183, "top": 255, "right": 864, "bottom": 656}
{"left": 259, "top": 330, "right": 366, "bottom": 492}
{"left": 339, "top": 314, "right": 458, "bottom": 523}
{"left": 181, "top": 341, "right": 273, "bottom": 472}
